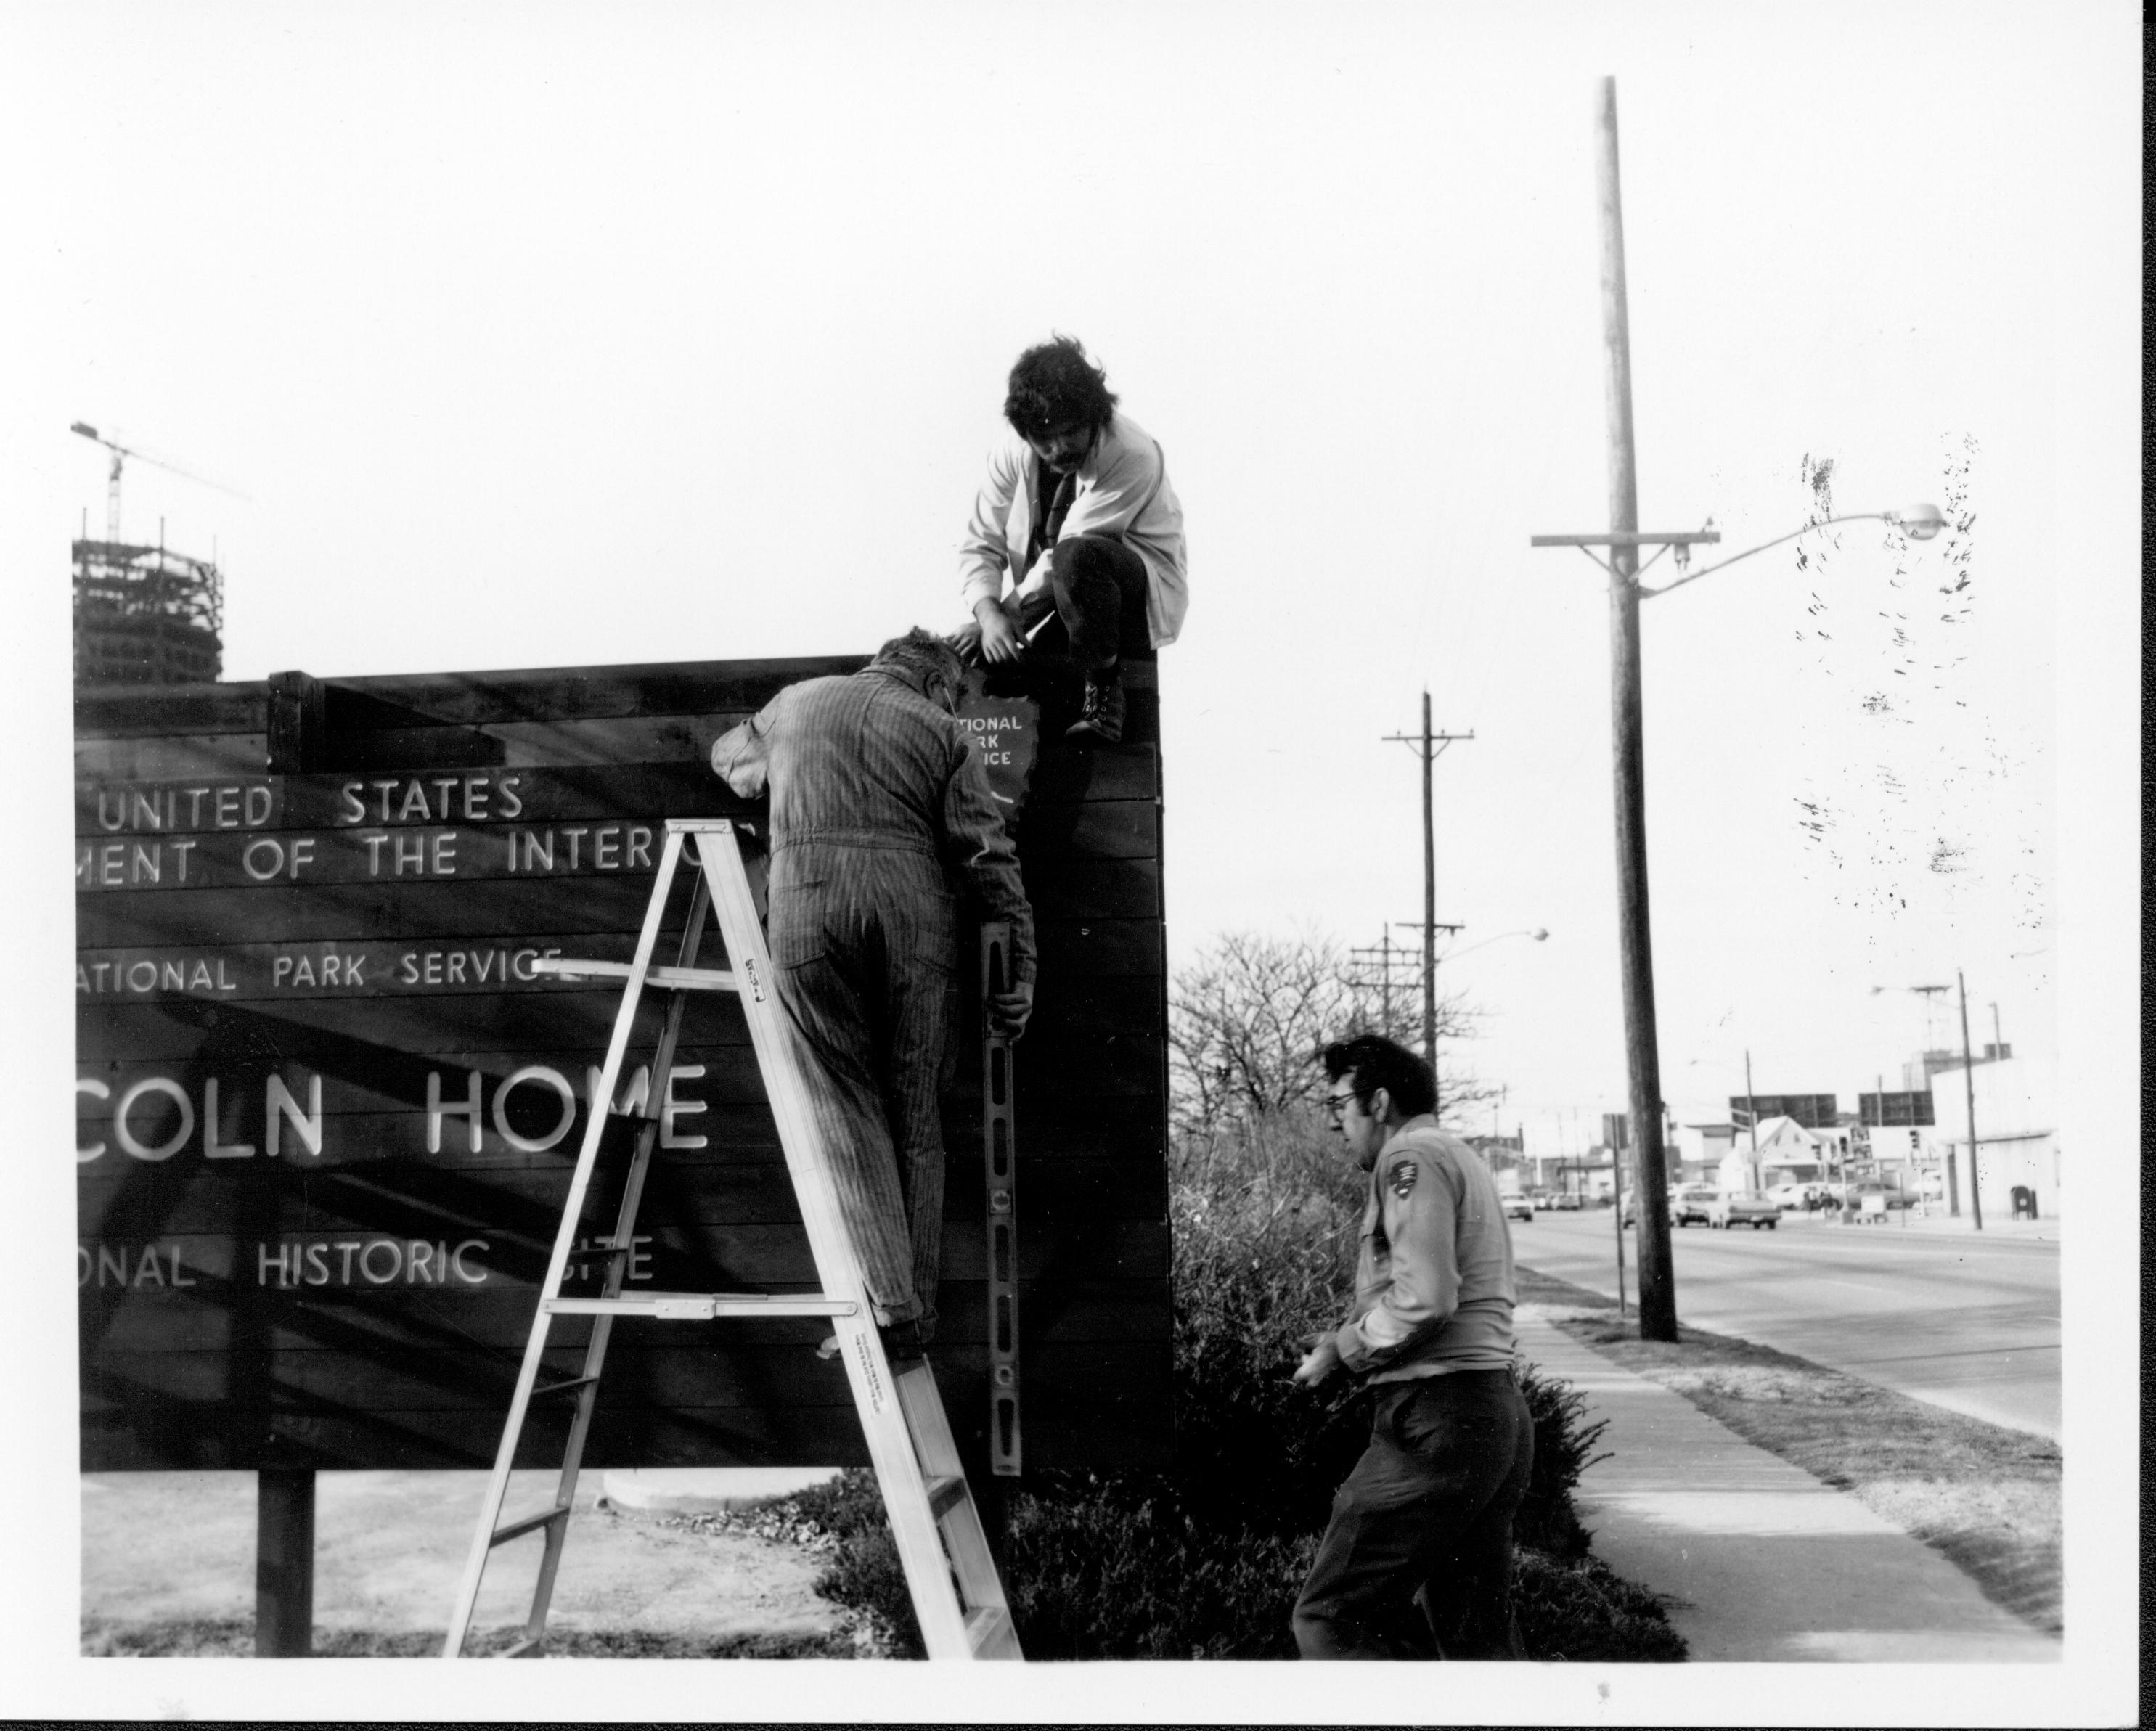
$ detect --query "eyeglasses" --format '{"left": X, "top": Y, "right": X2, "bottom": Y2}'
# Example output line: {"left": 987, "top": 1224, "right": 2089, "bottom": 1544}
{"left": 1325, "top": 1090, "right": 1365, "bottom": 1123}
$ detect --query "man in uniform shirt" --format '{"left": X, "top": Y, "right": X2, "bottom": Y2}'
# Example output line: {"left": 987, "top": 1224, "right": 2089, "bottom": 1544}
{"left": 710, "top": 630, "right": 1034, "bottom": 1352}
{"left": 1290, "top": 1034, "right": 1535, "bottom": 1659}
{"left": 951, "top": 335, "right": 1188, "bottom": 744}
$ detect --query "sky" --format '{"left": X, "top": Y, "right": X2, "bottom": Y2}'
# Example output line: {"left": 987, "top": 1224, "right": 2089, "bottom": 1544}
{"left": 3, "top": 3, "right": 2139, "bottom": 1720}
{"left": 31, "top": 4, "right": 2081, "bottom": 1157}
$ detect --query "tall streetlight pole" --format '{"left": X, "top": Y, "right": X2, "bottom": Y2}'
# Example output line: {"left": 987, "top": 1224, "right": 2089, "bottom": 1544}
{"left": 1529, "top": 78, "right": 1946, "bottom": 1343}
{"left": 1956, "top": 971, "right": 1985, "bottom": 1230}
{"left": 1744, "top": 1049, "right": 1762, "bottom": 1193}
{"left": 1872, "top": 981, "right": 1980, "bottom": 1227}
{"left": 1584, "top": 78, "right": 1676, "bottom": 1341}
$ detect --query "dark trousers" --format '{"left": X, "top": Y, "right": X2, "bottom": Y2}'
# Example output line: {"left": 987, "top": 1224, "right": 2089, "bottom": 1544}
{"left": 1014, "top": 532, "right": 1151, "bottom": 669}
{"left": 1292, "top": 1370, "right": 1535, "bottom": 1661}
{"left": 767, "top": 846, "right": 958, "bottom": 1335}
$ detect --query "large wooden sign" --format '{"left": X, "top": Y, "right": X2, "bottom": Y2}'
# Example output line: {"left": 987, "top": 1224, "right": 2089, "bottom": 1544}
{"left": 76, "top": 656, "right": 1169, "bottom": 1475}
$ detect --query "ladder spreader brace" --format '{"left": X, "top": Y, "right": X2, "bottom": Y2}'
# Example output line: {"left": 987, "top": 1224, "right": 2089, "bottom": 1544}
{"left": 441, "top": 817, "right": 1021, "bottom": 1660}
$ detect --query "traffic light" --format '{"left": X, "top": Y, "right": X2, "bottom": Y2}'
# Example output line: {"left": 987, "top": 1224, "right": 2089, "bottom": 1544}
{"left": 1908, "top": 1129, "right": 1920, "bottom": 1152}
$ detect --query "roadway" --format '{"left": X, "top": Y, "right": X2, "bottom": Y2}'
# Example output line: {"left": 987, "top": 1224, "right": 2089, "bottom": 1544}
{"left": 1511, "top": 1206, "right": 2061, "bottom": 1440}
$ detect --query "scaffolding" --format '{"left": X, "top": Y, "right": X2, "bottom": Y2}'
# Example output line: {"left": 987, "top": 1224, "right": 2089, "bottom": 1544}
{"left": 73, "top": 537, "right": 224, "bottom": 686}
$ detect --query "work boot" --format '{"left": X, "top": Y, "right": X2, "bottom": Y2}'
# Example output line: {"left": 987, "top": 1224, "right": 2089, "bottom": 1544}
{"left": 879, "top": 1317, "right": 931, "bottom": 1362}
{"left": 1066, "top": 663, "right": 1125, "bottom": 743}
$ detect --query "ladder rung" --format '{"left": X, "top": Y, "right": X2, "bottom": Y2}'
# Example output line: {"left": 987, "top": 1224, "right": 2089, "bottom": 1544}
{"left": 926, "top": 1473, "right": 969, "bottom": 1519}
{"left": 528, "top": 957, "right": 740, "bottom": 994}
{"left": 491, "top": 1505, "right": 570, "bottom": 1547}
{"left": 532, "top": 1374, "right": 600, "bottom": 1399}
{"left": 544, "top": 1291, "right": 859, "bottom": 1321}
{"left": 501, "top": 1636, "right": 546, "bottom": 1658}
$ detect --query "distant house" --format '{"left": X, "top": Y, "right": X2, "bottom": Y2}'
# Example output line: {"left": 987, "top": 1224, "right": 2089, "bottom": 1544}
{"left": 1717, "top": 1114, "right": 1829, "bottom": 1191}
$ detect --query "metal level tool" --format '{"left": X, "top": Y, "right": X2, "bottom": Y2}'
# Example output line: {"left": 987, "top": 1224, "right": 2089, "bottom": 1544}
{"left": 442, "top": 817, "right": 1021, "bottom": 1660}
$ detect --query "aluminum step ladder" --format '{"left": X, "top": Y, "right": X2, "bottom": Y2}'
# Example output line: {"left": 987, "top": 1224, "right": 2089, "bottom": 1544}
{"left": 441, "top": 817, "right": 1021, "bottom": 1660}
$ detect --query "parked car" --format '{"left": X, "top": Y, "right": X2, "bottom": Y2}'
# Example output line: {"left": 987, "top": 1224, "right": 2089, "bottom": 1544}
{"left": 1850, "top": 1182, "right": 1916, "bottom": 1211}
{"left": 1765, "top": 1181, "right": 1808, "bottom": 1211}
{"left": 1551, "top": 1192, "right": 1583, "bottom": 1211}
{"left": 1503, "top": 1194, "right": 1534, "bottom": 1224}
{"left": 1707, "top": 1190, "right": 1781, "bottom": 1229}
{"left": 1670, "top": 1184, "right": 1720, "bottom": 1226}
{"left": 1529, "top": 1190, "right": 1555, "bottom": 1211}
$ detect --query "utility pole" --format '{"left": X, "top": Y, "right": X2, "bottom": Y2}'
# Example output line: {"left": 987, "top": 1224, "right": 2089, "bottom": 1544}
{"left": 1959, "top": 971, "right": 1984, "bottom": 1230}
{"left": 1581, "top": 77, "right": 1678, "bottom": 1340}
{"left": 1744, "top": 1049, "right": 1761, "bottom": 1192}
{"left": 1384, "top": 693, "right": 1472, "bottom": 1099}
{"left": 1348, "top": 930, "right": 1424, "bottom": 1042}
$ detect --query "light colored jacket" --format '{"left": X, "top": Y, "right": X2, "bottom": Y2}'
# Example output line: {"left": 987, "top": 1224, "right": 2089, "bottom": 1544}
{"left": 958, "top": 412, "right": 1188, "bottom": 649}
{"left": 1331, "top": 1117, "right": 1519, "bottom": 1382}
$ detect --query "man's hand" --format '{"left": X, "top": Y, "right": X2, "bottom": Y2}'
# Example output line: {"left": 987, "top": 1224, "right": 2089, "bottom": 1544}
{"left": 988, "top": 981, "right": 1033, "bottom": 1042}
{"left": 1292, "top": 1333, "right": 1343, "bottom": 1388}
{"left": 972, "top": 598, "right": 1025, "bottom": 665}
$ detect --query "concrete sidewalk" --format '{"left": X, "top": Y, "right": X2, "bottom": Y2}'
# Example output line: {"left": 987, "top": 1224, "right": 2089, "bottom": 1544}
{"left": 1515, "top": 1307, "right": 2059, "bottom": 1664}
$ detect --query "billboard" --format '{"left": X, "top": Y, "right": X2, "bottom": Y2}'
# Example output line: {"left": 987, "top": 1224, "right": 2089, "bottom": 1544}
{"left": 77, "top": 656, "right": 1170, "bottom": 1474}
{"left": 1728, "top": 1092, "right": 1839, "bottom": 1129}
{"left": 1859, "top": 1090, "right": 1936, "bottom": 1127}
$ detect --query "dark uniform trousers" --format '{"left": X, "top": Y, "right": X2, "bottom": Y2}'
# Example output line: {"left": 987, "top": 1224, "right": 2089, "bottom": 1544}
{"left": 768, "top": 840, "right": 959, "bottom": 1335}
{"left": 1291, "top": 1368, "right": 1535, "bottom": 1660}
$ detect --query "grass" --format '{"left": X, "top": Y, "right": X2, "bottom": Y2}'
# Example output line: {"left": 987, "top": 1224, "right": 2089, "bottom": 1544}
{"left": 80, "top": 1619, "right": 859, "bottom": 1658}
{"left": 1516, "top": 1266, "right": 2062, "bottom": 1634}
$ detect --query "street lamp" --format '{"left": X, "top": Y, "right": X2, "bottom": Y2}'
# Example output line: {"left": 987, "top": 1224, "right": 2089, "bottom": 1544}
{"left": 1440, "top": 926, "right": 1551, "bottom": 965}
{"left": 1871, "top": 978, "right": 1985, "bottom": 1229}
{"left": 1393, "top": 925, "right": 1551, "bottom": 1120}
{"left": 1525, "top": 78, "right": 1949, "bottom": 1344}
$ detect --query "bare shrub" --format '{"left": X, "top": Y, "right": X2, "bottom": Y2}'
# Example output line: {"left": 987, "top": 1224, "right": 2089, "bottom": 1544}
{"left": 1167, "top": 928, "right": 1495, "bottom": 1138}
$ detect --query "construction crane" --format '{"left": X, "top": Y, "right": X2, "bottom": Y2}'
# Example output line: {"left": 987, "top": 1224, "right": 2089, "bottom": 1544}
{"left": 70, "top": 420, "right": 248, "bottom": 545}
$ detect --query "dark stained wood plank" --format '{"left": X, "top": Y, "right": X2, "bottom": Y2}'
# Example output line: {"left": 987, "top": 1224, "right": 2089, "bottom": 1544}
{"left": 75, "top": 876, "right": 1165, "bottom": 973}
{"left": 70, "top": 821, "right": 1156, "bottom": 908}
{"left": 71, "top": 661, "right": 1156, "bottom": 741}
{"left": 73, "top": 1216, "right": 1164, "bottom": 1290}
{"left": 80, "top": 1148, "right": 1167, "bottom": 1241}
{"left": 74, "top": 734, "right": 271, "bottom": 780}
{"left": 75, "top": 682, "right": 266, "bottom": 737}
{"left": 81, "top": 1390, "right": 1172, "bottom": 1473}
{"left": 80, "top": 1280, "right": 1169, "bottom": 1358}
{"left": 75, "top": 971, "right": 1165, "bottom": 1063}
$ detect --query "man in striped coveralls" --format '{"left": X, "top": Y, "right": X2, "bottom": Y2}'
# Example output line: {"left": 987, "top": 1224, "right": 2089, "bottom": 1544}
{"left": 710, "top": 631, "right": 1035, "bottom": 1354}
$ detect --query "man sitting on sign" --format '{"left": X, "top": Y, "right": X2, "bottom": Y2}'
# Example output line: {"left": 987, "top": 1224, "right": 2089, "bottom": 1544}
{"left": 950, "top": 335, "right": 1188, "bottom": 745}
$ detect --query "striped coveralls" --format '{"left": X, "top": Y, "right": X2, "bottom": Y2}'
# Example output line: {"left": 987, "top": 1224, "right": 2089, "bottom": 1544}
{"left": 710, "top": 664, "right": 1035, "bottom": 1335}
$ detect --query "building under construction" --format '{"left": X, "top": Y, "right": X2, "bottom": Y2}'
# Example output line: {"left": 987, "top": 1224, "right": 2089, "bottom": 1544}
{"left": 72, "top": 536, "right": 224, "bottom": 686}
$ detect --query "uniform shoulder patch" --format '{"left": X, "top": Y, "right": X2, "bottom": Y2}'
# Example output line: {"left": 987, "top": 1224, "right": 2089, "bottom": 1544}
{"left": 1387, "top": 1158, "right": 1420, "bottom": 1198}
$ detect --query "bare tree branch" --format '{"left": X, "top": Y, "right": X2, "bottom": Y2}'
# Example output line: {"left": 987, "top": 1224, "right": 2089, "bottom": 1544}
{"left": 1168, "top": 928, "right": 1493, "bottom": 1138}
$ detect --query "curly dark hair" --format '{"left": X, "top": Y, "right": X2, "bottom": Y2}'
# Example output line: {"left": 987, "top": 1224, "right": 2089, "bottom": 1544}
{"left": 1003, "top": 335, "right": 1119, "bottom": 439}
{"left": 1321, "top": 1034, "right": 1437, "bottom": 1119}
